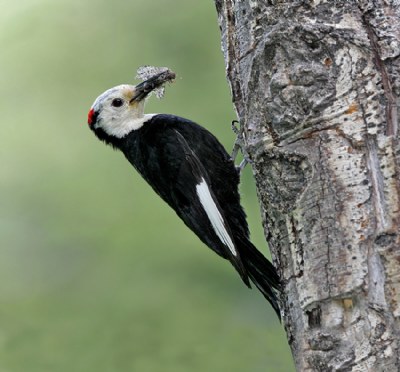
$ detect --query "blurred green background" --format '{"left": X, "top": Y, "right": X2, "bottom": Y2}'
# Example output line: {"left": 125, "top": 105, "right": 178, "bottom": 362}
{"left": 0, "top": 1, "right": 294, "bottom": 371}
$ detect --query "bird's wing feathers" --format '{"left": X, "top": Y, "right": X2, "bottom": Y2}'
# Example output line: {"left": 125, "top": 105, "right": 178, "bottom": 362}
{"left": 195, "top": 178, "right": 237, "bottom": 257}
{"left": 172, "top": 130, "right": 249, "bottom": 281}
{"left": 172, "top": 131, "right": 236, "bottom": 254}
{"left": 123, "top": 120, "right": 249, "bottom": 283}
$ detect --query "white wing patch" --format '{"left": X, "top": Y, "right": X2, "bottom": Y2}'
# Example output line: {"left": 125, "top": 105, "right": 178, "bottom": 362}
{"left": 196, "top": 178, "right": 237, "bottom": 256}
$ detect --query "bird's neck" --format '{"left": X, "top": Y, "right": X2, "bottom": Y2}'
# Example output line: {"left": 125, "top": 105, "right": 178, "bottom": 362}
{"left": 94, "top": 113, "right": 158, "bottom": 148}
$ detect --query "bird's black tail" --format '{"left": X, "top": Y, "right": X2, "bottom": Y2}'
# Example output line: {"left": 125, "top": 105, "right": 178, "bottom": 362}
{"left": 238, "top": 237, "right": 281, "bottom": 319}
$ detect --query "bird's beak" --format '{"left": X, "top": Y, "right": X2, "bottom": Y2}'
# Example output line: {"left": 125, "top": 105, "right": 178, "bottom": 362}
{"left": 130, "top": 70, "right": 176, "bottom": 103}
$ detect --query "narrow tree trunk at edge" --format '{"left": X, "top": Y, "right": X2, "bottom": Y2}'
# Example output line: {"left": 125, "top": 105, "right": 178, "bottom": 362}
{"left": 214, "top": 1, "right": 400, "bottom": 370}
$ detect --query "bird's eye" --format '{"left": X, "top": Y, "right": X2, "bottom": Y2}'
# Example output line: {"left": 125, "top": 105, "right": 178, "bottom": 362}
{"left": 111, "top": 98, "right": 124, "bottom": 107}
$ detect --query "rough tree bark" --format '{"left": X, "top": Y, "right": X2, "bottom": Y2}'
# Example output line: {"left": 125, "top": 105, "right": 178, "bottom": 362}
{"left": 214, "top": 1, "right": 400, "bottom": 371}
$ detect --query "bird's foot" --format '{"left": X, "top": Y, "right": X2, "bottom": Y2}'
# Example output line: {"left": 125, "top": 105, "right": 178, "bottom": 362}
{"left": 236, "top": 159, "right": 249, "bottom": 173}
{"left": 230, "top": 120, "right": 252, "bottom": 174}
{"left": 231, "top": 120, "right": 242, "bottom": 163}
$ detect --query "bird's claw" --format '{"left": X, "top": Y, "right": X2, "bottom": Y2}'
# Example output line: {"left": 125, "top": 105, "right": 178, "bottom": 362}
{"left": 235, "top": 159, "right": 248, "bottom": 174}
{"left": 231, "top": 120, "right": 240, "bottom": 135}
{"left": 230, "top": 120, "right": 252, "bottom": 174}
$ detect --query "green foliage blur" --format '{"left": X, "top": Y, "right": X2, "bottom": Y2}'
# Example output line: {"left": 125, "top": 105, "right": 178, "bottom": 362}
{"left": 0, "top": 1, "right": 294, "bottom": 371}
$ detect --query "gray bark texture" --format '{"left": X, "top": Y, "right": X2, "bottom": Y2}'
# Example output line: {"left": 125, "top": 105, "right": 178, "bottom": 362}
{"left": 214, "top": 1, "right": 400, "bottom": 371}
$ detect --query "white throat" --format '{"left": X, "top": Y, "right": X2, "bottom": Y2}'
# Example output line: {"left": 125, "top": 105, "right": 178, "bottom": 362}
{"left": 100, "top": 113, "right": 157, "bottom": 138}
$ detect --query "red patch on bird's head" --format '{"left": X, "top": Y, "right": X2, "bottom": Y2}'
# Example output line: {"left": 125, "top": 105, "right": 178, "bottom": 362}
{"left": 87, "top": 108, "right": 96, "bottom": 126}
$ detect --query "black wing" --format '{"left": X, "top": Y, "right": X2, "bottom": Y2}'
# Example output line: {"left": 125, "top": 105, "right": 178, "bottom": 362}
{"left": 121, "top": 117, "right": 249, "bottom": 284}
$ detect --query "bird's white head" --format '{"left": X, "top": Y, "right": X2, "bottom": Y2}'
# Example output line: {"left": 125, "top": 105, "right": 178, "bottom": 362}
{"left": 87, "top": 70, "right": 175, "bottom": 140}
{"left": 88, "top": 84, "right": 148, "bottom": 138}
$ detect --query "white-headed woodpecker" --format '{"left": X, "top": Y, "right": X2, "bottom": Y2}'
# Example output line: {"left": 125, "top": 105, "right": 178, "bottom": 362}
{"left": 87, "top": 70, "right": 281, "bottom": 317}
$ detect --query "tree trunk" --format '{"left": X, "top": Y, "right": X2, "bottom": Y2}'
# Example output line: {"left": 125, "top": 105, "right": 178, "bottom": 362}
{"left": 214, "top": 1, "right": 400, "bottom": 370}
